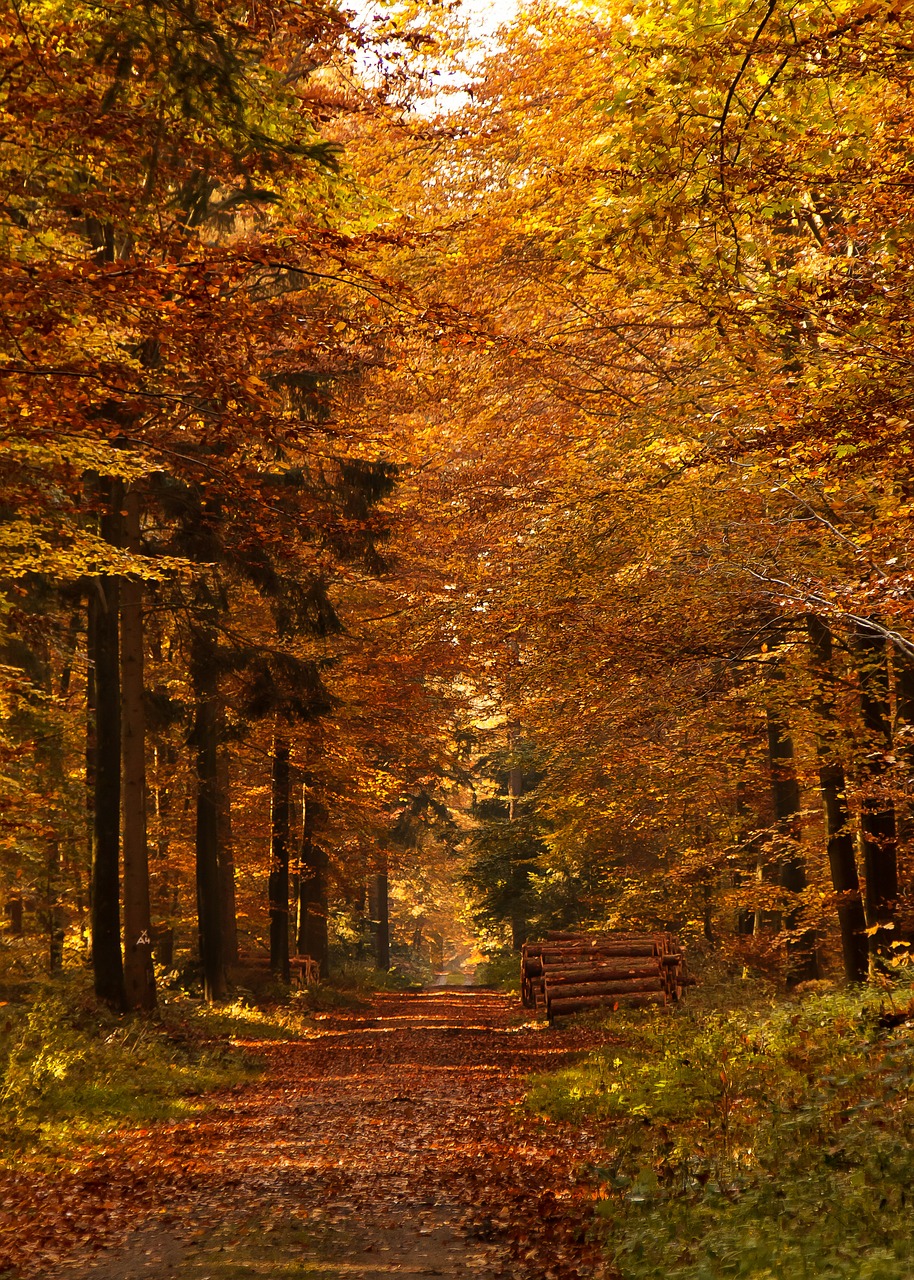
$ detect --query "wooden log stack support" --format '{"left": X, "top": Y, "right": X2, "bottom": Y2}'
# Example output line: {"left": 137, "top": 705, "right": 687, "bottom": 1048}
{"left": 520, "top": 931, "right": 692, "bottom": 1021}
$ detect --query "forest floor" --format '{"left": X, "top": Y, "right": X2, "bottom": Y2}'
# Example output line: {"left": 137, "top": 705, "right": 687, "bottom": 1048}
{"left": 1, "top": 989, "right": 615, "bottom": 1280}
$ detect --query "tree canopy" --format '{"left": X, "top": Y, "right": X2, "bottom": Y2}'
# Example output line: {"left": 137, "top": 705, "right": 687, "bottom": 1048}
{"left": 3, "top": 0, "right": 914, "bottom": 998}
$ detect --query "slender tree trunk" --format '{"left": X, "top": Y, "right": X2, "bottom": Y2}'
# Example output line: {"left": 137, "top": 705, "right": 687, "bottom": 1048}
{"left": 46, "top": 838, "right": 64, "bottom": 973}
{"left": 89, "top": 564, "right": 126, "bottom": 1008}
{"left": 508, "top": 764, "right": 522, "bottom": 821}
{"left": 120, "top": 489, "right": 156, "bottom": 1010}
{"left": 507, "top": 727, "right": 526, "bottom": 951}
{"left": 895, "top": 651, "right": 914, "bottom": 939}
{"left": 216, "top": 732, "right": 238, "bottom": 965}
{"left": 8, "top": 897, "right": 23, "bottom": 935}
{"left": 152, "top": 743, "right": 173, "bottom": 862}
{"left": 150, "top": 739, "right": 177, "bottom": 936}
{"left": 269, "top": 733, "right": 291, "bottom": 982}
{"left": 766, "top": 708, "right": 818, "bottom": 986}
{"left": 297, "top": 773, "right": 328, "bottom": 977}
{"left": 806, "top": 616, "right": 868, "bottom": 982}
{"left": 854, "top": 625, "right": 899, "bottom": 963}
{"left": 45, "top": 618, "right": 78, "bottom": 975}
{"left": 369, "top": 858, "right": 390, "bottom": 971}
{"left": 734, "top": 778, "right": 757, "bottom": 935}
{"left": 191, "top": 634, "right": 226, "bottom": 1002}
{"left": 86, "top": 587, "right": 97, "bottom": 926}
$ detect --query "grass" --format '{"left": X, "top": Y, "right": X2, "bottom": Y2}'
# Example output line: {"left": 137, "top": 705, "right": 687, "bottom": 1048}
{"left": 0, "top": 955, "right": 430, "bottom": 1158}
{"left": 474, "top": 951, "right": 521, "bottom": 991}
{"left": 528, "top": 972, "right": 914, "bottom": 1280}
{"left": 0, "top": 976, "right": 289, "bottom": 1155}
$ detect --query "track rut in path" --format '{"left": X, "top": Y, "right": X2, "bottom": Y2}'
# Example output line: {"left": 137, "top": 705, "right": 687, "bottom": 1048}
{"left": 6, "top": 989, "right": 615, "bottom": 1280}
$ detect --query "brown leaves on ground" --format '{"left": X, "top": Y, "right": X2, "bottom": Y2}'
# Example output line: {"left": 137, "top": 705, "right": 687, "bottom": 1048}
{"left": 0, "top": 990, "right": 617, "bottom": 1279}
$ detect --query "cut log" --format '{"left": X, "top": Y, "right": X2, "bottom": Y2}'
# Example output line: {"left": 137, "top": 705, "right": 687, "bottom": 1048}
{"left": 548, "top": 992, "right": 667, "bottom": 1016}
{"left": 522, "top": 930, "right": 690, "bottom": 1020}
{"left": 542, "top": 962, "right": 662, "bottom": 983}
{"left": 545, "top": 978, "right": 665, "bottom": 999}
{"left": 526, "top": 942, "right": 661, "bottom": 959}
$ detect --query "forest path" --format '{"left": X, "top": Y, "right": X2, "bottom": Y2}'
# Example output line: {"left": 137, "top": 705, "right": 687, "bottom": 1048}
{"left": 9, "top": 990, "right": 613, "bottom": 1280}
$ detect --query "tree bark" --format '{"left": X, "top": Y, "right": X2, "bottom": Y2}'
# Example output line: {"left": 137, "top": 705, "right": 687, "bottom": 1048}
{"left": 296, "top": 773, "right": 328, "bottom": 977}
{"left": 8, "top": 897, "right": 23, "bottom": 935}
{"left": 89, "top": 559, "right": 126, "bottom": 1008}
{"left": 895, "top": 650, "right": 914, "bottom": 938}
{"left": 120, "top": 489, "right": 156, "bottom": 1010}
{"left": 45, "top": 617, "right": 77, "bottom": 974}
{"left": 369, "top": 860, "right": 390, "bottom": 971}
{"left": 150, "top": 738, "right": 178, "bottom": 934}
{"left": 507, "top": 727, "right": 526, "bottom": 951}
{"left": 854, "top": 625, "right": 899, "bottom": 963}
{"left": 216, "top": 732, "right": 238, "bottom": 965}
{"left": 806, "top": 616, "right": 868, "bottom": 983}
{"left": 191, "top": 634, "right": 226, "bottom": 1002}
{"left": 85, "top": 579, "right": 97, "bottom": 935}
{"left": 46, "top": 839, "right": 65, "bottom": 973}
{"left": 766, "top": 707, "right": 819, "bottom": 986}
{"left": 269, "top": 732, "right": 291, "bottom": 981}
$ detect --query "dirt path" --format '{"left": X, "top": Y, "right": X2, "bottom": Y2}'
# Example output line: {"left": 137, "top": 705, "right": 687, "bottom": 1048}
{"left": 2, "top": 990, "right": 614, "bottom": 1280}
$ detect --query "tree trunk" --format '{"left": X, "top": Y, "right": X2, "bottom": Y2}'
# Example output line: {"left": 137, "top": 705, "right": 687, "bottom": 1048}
{"left": 269, "top": 733, "right": 291, "bottom": 982}
{"left": 8, "top": 896, "right": 23, "bottom": 934}
{"left": 507, "top": 728, "right": 526, "bottom": 951}
{"left": 150, "top": 739, "right": 177, "bottom": 932}
{"left": 89, "top": 566, "right": 126, "bottom": 1008}
{"left": 508, "top": 764, "right": 522, "bottom": 821}
{"left": 46, "top": 838, "right": 65, "bottom": 973}
{"left": 854, "top": 625, "right": 899, "bottom": 963}
{"left": 766, "top": 708, "right": 818, "bottom": 986}
{"left": 85, "top": 582, "right": 97, "bottom": 933}
{"left": 895, "top": 651, "right": 914, "bottom": 939}
{"left": 734, "top": 778, "right": 757, "bottom": 935}
{"left": 45, "top": 617, "right": 77, "bottom": 975}
{"left": 120, "top": 489, "right": 156, "bottom": 1011}
{"left": 191, "top": 634, "right": 226, "bottom": 1002}
{"left": 87, "top": 477, "right": 127, "bottom": 1008}
{"left": 297, "top": 773, "right": 328, "bottom": 977}
{"left": 806, "top": 616, "right": 868, "bottom": 983}
{"left": 369, "top": 860, "right": 390, "bottom": 971}
{"left": 216, "top": 733, "right": 238, "bottom": 965}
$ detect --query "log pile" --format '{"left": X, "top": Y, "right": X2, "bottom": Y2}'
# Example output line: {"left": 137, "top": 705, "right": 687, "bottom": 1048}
{"left": 521, "top": 931, "right": 691, "bottom": 1020}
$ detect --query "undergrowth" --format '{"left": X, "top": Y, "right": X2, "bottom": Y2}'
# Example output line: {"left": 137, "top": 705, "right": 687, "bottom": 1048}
{"left": 0, "top": 978, "right": 275, "bottom": 1156}
{"left": 475, "top": 951, "right": 522, "bottom": 992}
{"left": 0, "top": 960, "right": 424, "bottom": 1158}
{"left": 529, "top": 977, "right": 914, "bottom": 1280}
{"left": 323, "top": 956, "right": 425, "bottom": 993}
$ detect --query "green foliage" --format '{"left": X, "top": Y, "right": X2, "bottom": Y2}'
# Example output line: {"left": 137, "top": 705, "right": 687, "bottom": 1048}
{"left": 475, "top": 950, "right": 522, "bottom": 992}
{"left": 325, "top": 956, "right": 424, "bottom": 994}
{"left": 0, "top": 978, "right": 260, "bottom": 1151}
{"left": 529, "top": 980, "right": 914, "bottom": 1279}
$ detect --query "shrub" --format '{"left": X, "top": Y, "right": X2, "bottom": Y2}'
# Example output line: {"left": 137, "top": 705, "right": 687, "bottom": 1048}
{"left": 528, "top": 980, "right": 914, "bottom": 1279}
{"left": 0, "top": 977, "right": 254, "bottom": 1151}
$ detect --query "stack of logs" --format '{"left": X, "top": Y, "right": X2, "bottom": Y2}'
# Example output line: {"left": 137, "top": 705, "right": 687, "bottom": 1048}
{"left": 521, "top": 931, "right": 691, "bottom": 1021}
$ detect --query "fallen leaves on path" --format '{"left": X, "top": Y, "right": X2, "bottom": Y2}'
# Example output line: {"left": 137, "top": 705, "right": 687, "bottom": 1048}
{"left": 0, "top": 990, "right": 617, "bottom": 1278}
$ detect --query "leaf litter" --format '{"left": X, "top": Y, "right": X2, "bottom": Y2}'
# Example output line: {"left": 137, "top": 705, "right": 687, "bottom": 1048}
{"left": 0, "top": 990, "right": 616, "bottom": 1279}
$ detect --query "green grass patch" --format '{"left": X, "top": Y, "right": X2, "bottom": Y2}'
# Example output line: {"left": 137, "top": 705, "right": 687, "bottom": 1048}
{"left": 322, "top": 957, "right": 424, "bottom": 994}
{"left": 474, "top": 951, "right": 521, "bottom": 991}
{"left": 528, "top": 977, "right": 914, "bottom": 1279}
{"left": 0, "top": 977, "right": 280, "bottom": 1155}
